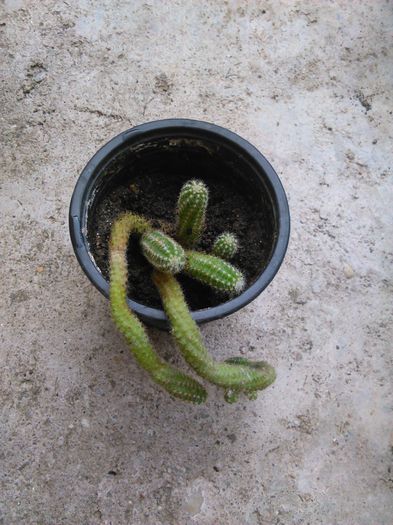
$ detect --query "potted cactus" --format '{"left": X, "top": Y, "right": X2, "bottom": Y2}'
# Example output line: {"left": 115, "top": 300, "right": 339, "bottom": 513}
{"left": 69, "top": 119, "right": 290, "bottom": 404}
{"left": 109, "top": 179, "right": 276, "bottom": 403}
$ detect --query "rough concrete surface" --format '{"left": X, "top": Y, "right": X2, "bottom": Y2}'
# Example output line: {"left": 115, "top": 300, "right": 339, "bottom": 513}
{"left": 1, "top": 1, "right": 392, "bottom": 524}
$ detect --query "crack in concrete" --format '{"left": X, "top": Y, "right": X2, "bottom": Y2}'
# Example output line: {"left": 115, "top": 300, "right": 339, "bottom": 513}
{"left": 74, "top": 106, "right": 128, "bottom": 122}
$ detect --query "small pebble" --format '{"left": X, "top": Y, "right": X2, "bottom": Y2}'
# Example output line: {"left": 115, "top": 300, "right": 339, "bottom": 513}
{"left": 343, "top": 264, "right": 354, "bottom": 279}
{"left": 33, "top": 70, "right": 46, "bottom": 83}
{"left": 183, "top": 489, "right": 203, "bottom": 515}
{"left": 36, "top": 266, "right": 44, "bottom": 273}
{"left": 81, "top": 418, "right": 90, "bottom": 428}
{"left": 319, "top": 208, "right": 329, "bottom": 220}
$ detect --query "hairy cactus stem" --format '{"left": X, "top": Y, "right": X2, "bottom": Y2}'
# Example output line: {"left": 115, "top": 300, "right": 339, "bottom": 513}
{"left": 153, "top": 271, "right": 276, "bottom": 402}
{"left": 141, "top": 229, "right": 186, "bottom": 274}
{"left": 184, "top": 250, "right": 245, "bottom": 295}
{"left": 176, "top": 179, "right": 208, "bottom": 248}
{"left": 109, "top": 212, "right": 207, "bottom": 404}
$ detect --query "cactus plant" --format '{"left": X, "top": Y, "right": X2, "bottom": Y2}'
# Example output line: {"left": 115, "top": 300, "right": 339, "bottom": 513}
{"left": 212, "top": 232, "right": 238, "bottom": 260}
{"left": 108, "top": 180, "right": 276, "bottom": 404}
{"left": 176, "top": 179, "right": 208, "bottom": 248}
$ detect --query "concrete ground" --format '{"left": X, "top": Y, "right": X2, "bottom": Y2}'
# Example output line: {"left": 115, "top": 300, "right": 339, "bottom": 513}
{"left": 1, "top": 1, "right": 392, "bottom": 524}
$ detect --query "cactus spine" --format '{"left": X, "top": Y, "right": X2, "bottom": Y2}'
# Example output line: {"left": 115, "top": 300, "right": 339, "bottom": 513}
{"left": 109, "top": 212, "right": 207, "bottom": 404}
{"left": 212, "top": 232, "right": 238, "bottom": 260}
{"left": 176, "top": 179, "right": 208, "bottom": 247}
{"left": 153, "top": 271, "right": 276, "bottom": 402}
{"left": 141, "top": 230, "right": 185, "bottom": 274}
{"left": 185, "top": 251, "right": 245, "bottom": 295}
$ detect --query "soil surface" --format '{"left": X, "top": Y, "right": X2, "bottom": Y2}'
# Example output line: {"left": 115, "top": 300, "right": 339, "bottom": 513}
{"left": 88, "top": 170, "right": 274, "bottom": 310}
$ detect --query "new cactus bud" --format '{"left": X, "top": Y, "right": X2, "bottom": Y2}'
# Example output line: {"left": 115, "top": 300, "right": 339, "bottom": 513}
{"left": 176, "top": 179, "right": 208, "bottom": 247}
{"left": 185, "top": 251, "right": 245, "bottom": 295}
{"left": 141, "top": 230, "right": 186, "bottom": 274}
{"left": 212, "top": 232, "right": 238, "bottom": 260}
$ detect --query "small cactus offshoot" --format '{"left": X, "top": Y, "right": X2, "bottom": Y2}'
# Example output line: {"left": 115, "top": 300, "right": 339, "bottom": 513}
{"left": 212, "top": 232, "right": 238, "bottom": 260}
{"left": 176, "top": 179, "right": 208, "bottom": 248}
{"left": 141, "top": 230, "right": 185, "bottom": 274}
{"left": 108, "top": 179, "right": 276, "bottom": 404}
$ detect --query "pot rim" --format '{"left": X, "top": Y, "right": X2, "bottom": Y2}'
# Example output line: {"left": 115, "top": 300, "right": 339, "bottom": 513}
{"left": 69, "top": 118, "right": 290, "bottom": 328}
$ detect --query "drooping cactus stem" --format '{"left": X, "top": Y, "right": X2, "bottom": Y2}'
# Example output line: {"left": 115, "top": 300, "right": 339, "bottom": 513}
{"left": 109, "top": 212, "right": 207, "bottom": 404}
{"left": 185, "top": 250, "right": 245, "bottom": 295}
{"left": 141, "top": 230, "right": 186, "bottom": 274}
{"left": 153, "top": 271, "right": 276, "bottom": 402}
{"left": 212, "top": 232, "right": 239, "bottom": 260}
{"left": 176, "top": 179, "right": 208, "bottom": 247}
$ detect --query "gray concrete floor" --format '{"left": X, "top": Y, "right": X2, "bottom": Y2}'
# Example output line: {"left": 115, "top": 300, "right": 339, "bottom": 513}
{"left": 1, "top": 1, "right": 392, "bottom": 524}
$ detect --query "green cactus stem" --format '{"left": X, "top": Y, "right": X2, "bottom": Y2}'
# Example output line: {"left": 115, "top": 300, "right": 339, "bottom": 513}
{"left": 212, "top": 232, "right": 239, "bottom": 260}
{"left": 141, "top": 230, "right": 186, "bottom": 274}
{"left": 176, "top": 179, "right": 208, "bottom": 248}
{"left": 109, "top": 212, "right": 207, "bottom": 404}
{"left": 184, "top": 250, "right": 245, "bottom": 295}
{"left": 153, "top": 271, "right": 276, "bottom": 402}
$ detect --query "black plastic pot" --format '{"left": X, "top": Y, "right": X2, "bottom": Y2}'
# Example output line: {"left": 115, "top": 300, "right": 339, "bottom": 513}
{"left": 69, "top": 119, "right": 290, "bottom": 330}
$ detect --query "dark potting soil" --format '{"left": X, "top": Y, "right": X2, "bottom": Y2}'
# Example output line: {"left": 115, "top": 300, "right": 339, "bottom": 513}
{"left": 88, "top": 171, "right": 274, "bottom": 311}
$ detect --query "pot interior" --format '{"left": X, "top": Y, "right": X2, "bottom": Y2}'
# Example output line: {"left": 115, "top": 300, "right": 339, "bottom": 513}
{"left": 86, "top": 133, "right": 277, "bottom": 310}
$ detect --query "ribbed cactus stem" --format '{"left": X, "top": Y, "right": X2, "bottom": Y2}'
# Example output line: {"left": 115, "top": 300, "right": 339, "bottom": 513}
{"left": 153, "top": 271, "right": 276, "bottom": 402}
{"left": 185, "top": 251, "right": 245, "bottom": 295}
{"left": 141, "top": 230, "right": 185, "bottom": 274}
{"left": 109, "top": 212, "right": 207, "bottom": 404}
{"left": 212, "top": 232, "right": 239, "bottom": 260}
{"left": 176, "top": 179, "right": 208, "bottom": 247}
